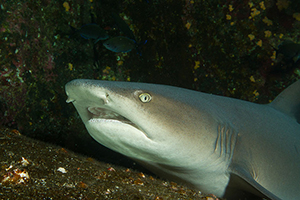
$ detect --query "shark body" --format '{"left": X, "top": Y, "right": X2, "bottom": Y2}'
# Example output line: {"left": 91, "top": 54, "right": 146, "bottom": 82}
{"left": 65, "top": 79, "right": 300, "bottom": 200}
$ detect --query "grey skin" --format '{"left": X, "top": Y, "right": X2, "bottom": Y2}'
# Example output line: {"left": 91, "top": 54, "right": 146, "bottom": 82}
{"left": 65, "top": 79, "right": 300, "bottom": 200}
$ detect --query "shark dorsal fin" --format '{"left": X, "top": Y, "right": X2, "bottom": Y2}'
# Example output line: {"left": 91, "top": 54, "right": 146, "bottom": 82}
{"left": 269, "top": 80, "right": 300, "bottom": 123}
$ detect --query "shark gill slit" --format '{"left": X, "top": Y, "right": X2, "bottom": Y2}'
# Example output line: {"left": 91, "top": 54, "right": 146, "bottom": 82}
{"left": 214, "top": 123, "right": 237, "bottom": 161}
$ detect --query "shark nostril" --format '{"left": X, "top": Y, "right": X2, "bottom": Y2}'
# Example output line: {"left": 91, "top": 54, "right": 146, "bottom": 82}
{"left": 66, "top": 97, "right": 75, "bottom": 103}
{"left": 101, "top": 93, "right": 110, "bottom": 104}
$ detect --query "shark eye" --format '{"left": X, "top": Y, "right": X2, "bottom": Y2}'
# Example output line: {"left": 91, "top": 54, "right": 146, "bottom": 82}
{"left": 139, "top": 93, "right": 152, "bottom": 103}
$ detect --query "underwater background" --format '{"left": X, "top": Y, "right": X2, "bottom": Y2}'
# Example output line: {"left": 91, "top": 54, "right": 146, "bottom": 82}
{"left": 0, "top": 0, "right": 300, "bottom": 198}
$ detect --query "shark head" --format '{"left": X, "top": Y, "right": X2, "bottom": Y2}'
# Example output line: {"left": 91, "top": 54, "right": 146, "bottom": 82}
{"left": 65, "top": 79, "right": 225, "bottom": 168}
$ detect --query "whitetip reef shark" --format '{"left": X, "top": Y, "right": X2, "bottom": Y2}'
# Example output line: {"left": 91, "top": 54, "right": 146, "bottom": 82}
{"left": 65, "top": 79, "right": 300, "bottom": 200}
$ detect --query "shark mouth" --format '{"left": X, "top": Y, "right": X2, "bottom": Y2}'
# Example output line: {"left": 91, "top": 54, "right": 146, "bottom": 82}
{"left": 87, "top": 107, "right": 141, "bottom": 130}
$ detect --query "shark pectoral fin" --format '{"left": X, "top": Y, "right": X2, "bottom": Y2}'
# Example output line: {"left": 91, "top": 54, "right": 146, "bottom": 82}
{"left": 269, "top": 80, "right": 300, "bottom": 123}
{"left": 226, "top": 168, "right": 281, "bottom": 200}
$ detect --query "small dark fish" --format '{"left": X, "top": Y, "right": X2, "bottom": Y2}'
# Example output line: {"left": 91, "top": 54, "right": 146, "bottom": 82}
{"left": 277, "top": 40, "right": 300, "bottom": 62}
{"left": 269, "top": 40, "right": 300, "bottom": 75}
{"left": 111, "top": 12, "right": 147, "bottom": 55}
{"left": 111, "top": 12, "right": 136, "bottom": 41}
{"left": 103, "top": 36, "right": 136, "bottom": 53}
{"left": 70, "top": 23, "right": 109, "bottom": 43}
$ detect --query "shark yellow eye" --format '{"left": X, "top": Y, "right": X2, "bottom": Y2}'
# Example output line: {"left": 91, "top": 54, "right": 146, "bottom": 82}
{"left": 139, "top": 93, "right": 152, "bottom": 103}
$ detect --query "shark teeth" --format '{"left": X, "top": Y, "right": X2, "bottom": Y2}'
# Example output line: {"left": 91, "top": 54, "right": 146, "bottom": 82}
{"left": 88, "top": 107, "right": 121, "bottom": 119}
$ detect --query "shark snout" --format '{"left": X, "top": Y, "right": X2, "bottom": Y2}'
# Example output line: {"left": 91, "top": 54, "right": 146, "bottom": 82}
{"left": 65, "top": 79, "right": 110, "bottom": 106}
